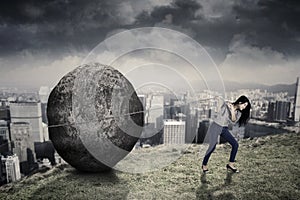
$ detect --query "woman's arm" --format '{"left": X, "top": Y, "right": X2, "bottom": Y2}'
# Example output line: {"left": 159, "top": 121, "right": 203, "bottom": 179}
{"left": 227, "top": 103, "right": 237, "bottom": 122}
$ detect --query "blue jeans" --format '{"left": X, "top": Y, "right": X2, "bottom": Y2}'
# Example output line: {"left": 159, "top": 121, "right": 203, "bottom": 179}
{"left": 202, "top": 126, "right": 239, "bottom": 166}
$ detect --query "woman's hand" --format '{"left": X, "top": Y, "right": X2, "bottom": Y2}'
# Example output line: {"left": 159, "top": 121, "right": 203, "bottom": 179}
{"left": 227, "top": 102, "right": 235, "bottom": 111}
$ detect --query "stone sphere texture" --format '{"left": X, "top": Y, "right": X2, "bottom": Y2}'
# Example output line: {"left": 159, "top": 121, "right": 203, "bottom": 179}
{"left": 47, "top": 63, "right": 144, "bottom": 172}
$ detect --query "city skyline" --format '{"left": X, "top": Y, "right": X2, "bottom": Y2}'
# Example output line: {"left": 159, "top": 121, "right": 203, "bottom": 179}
{"left": 0, "top": 84, "right": 298, "bottom": 185}
{"left": 0, "top": 0, "right": 299, "bottom": 88}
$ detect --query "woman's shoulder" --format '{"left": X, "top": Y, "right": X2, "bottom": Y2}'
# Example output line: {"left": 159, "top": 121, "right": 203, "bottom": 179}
{"left": 219, "top": 101, "right": 230, "bottom": 116}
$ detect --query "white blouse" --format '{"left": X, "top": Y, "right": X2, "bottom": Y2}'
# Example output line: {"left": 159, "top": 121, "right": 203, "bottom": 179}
{"left": 212, "top": 101, "right": 242, "bottom": 127}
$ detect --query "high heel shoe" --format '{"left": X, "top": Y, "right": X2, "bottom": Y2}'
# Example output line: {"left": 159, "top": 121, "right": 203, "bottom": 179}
{"left": 226, "top": 164, "right": 239, "bottom": 173}
{"left": 202, "top": 165, "right": 209, "bottom": 173}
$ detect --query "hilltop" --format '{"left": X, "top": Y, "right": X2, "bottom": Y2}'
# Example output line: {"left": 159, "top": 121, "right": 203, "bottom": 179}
{"left": 0, "top": 132, "right": 299, "bottom": 200}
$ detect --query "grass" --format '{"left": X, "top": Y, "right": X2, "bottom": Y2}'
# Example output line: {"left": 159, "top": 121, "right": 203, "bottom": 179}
{"left": 0, "top": 132, "right": 299, "bottom": 200}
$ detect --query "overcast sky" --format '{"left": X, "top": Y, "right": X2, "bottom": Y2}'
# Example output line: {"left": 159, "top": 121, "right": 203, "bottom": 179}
{"left": 0, "top": 0, "right": 299, "bottom": 89}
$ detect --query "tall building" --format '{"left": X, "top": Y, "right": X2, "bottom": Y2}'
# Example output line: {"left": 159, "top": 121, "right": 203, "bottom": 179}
{"left": 0, "top": 120, "right": 10, "bottom": 154}
{"left": 0, "top": 156, "right": 5, "bottom": 185}
{"left": 268, "top": 101, "right": 290, "bottom": 122}
{"left": 275, "top": 101, "right": 290, "bottom": 122}
{"left": 39, "top": 86, "right": 50, "bottom": 124}
{"left": 146, "top": 95, "right": 164, "bottom": 130}
{"left": 140, "top": 95, "right": 164, "bottom": 145}
{"left": 10, "top": 122, "right": 36, "bottom": 175}
{"left": 182, "top": 104, "right": 196, "bottom": 143}
{"left": 42, "top": 123, "right": 49, "bottom": 141}
{"left": 38, "top": 86, "right": 50, "bottom": 104}
{"left": 10, "top": 101, "right": 44, "bottom": 142}
{"left": 170, "top": 99, "right": 184, "bottom": 119}
{"left": 0, "top": 120, "right": 9, "bottom": 141}
{"left": 0, "top": 100, "right": 10, "bottom": 121}
{"left": 294, "top": 77, "right": 300, "bottom": 122}
{"left": 196, "top": 120, "right": 210, "bottom": 143}
{"left": 1, "top": 154, "right": 21, "bottom": 183}
{"left": 267, "top": 102, "right": 276, "bottom": 121}
{"left": 41, "top": 103, "right": 48, "bottom": 124}
{"left": 163, "top": 120, "right": 186, "bottom": 144}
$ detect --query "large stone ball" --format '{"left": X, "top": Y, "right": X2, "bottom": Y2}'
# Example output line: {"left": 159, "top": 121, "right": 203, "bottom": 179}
{"left": 47, "top": 63, "right": 144, "bottom": 172}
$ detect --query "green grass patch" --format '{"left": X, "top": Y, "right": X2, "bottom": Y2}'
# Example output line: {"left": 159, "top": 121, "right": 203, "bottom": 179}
{"left": 1, "top": 132, "right": 299, "bottom": 199}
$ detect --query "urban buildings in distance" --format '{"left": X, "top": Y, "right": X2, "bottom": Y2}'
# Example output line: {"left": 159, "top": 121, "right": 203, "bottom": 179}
{"left": 0, "top": 86, "right": 64, "bottom": 186}
{"left": 0, "top": 77, "right": 299, "bottom": 185}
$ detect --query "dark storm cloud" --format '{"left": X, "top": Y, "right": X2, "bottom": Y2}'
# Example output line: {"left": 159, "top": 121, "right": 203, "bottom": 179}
{"left": 0, "top": 0, "right": 124, "bottom": 56}
{"left": 135, "top": 0, "right": 300, "bottom": 58}
{"left": 232, "top": 0, "right": 300, "bottom": 57}
{"left": 135, "top": 0, "right": 202, "bottom": 26}
{"left": 134, "top": 0, "right": 238, "bottom": 59}
{"left": 0, "top": 0, "right": 119, "bottom": 27}
{"left": 134, "top": 0, "right": 237, "bottom": 58}
{"left": 1, "top": 0, "right": 300, "bottom": 58}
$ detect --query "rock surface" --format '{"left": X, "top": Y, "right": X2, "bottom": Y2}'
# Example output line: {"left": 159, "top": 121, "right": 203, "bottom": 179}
{"left": 47, "top": 63, "right": 144, "bottom": 172}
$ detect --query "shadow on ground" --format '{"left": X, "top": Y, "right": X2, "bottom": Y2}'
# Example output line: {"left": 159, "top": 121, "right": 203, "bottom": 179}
{"left": 26, "top": 165, "right": 130, "bottom": 200}
{"left": 196, "top": 171, "right": 236, "bottom": 200}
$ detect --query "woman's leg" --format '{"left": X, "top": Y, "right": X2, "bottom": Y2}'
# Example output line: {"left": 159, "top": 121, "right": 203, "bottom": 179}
{"left": 202, "top": 122, "right": 223, "bottom": 166}
{"left": 220, "top": 127, "right": 239, "bottom": 163}
{"left": 202, "top": 143, "right": 217, "bottom": 166}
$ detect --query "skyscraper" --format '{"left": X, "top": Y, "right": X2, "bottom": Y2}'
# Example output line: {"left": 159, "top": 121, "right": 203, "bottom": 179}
{"left": 267, "top": 101, "right": 290, "bottom": 122}
{"left": 0, "top": 120, "right": 10, "bottom": 154}
{"left": 39, "top": 86, "right": 50, "bottom": 124}
{"left": 267, "top": 102, "right": 276, "bottom": 121}
{"left": 0, "top": 120, "right": 9, "bottom": 141}
{"left": 10, "top": 122, "right": 36, "bottom": 175}
{"left": 141, "top": 95, "right": 164, "bottom": 145}
{"left": 0, "top": 156, "right": 5, "bottom": 185}
{"left": 10, "top": 101, "right": 44, "bottom": 142}
{"left": 196, "top": 120, "right": 210, "bottom": 143}
{"left": 1, "top": 154, "right": 21, "bottom": 183}
{"left": 294, "top": 77, "right": 300, "bottom": 122}
{"left": 163, "top": 120, "right": 186, "bottom": 144}
{"left": 146, "top": 95, "right": 164, "bottom": 130}
{"left": 275, "top": 101, "right": 290, "bottom": 122}
{"left": 0, "top": 100, "right": 10, "bottom": 121}
{"left": 38, "top": 86, "right": 50, "bottom": 104}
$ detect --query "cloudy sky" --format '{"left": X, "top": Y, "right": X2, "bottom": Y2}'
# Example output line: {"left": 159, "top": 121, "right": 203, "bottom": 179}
{"left": 0, "top": 0, "right": 299, "bottom": 89}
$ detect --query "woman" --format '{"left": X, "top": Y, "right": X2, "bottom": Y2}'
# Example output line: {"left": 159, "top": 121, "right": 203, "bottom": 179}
{"left": 202, "top": 95, "right": 251, "bottom": 173}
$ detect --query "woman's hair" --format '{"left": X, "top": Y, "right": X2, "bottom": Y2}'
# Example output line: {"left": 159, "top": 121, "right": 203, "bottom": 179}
{"left": 233, "top": 95, "right": 251, "bottom": 127}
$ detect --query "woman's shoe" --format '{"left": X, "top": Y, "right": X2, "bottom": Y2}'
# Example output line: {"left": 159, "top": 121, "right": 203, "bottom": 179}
{"left": 202, "top": 165, "right": 209, "bottom": 173}
{"left": 226, "top": 164, "right": 239, "bottom": 173}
